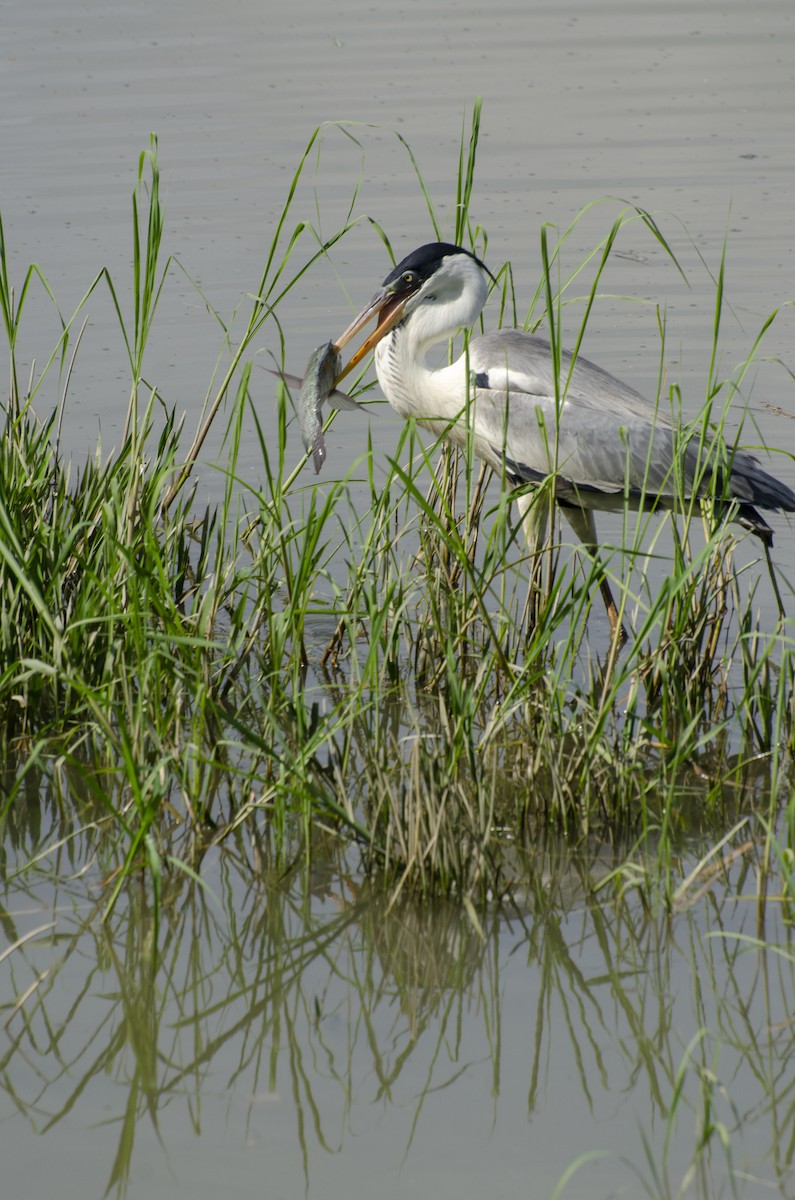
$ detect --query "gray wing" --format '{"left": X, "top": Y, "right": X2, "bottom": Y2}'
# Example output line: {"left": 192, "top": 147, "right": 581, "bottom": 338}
{"left": 467, "top": 330, "right": 795, "bottom": 517}
{"left": 469, "top": 330, "right": 661, "bottom": 422}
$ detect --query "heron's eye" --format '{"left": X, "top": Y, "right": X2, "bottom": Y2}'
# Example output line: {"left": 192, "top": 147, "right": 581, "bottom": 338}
{"left": 402, "top": 271, "right": 417, "bottom": 285}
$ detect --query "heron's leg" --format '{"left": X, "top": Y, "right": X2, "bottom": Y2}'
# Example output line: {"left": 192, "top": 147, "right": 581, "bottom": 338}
{"left": 560, "top": 505, "right": 627, "bottom": 645}
{"left": 515, "top": 489, "right": 551, "bottom": 630}
{"left": 515, "top": 489, "right": 549, "bottom": 557}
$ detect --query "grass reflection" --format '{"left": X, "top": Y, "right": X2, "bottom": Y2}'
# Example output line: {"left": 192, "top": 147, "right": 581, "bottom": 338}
{"left": 2, "top": 828, "right": 794, "bottom": 1198}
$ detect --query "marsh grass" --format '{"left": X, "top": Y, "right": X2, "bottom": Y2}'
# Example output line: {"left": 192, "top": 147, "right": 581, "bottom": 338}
{"left": 1, "top": 115, "right": 795, "bottom": 917}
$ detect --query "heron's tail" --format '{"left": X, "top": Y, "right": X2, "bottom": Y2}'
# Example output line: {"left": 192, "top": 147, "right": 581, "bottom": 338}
{"left": 727, "top": 450, "right": 795, "bottom": 513}
{"left": 723, "top": 450, "right": 795, "bottom": 547}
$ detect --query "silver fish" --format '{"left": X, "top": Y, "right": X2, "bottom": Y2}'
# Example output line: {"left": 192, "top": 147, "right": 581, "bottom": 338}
{"left": 271, "top": 342, "right": 363, "bottom": 475}
{"left": 297, "top": 342, "right": 339, "bottom": 473}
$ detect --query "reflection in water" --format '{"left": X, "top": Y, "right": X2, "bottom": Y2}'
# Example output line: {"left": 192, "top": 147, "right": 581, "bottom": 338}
{"left": 2, "top": 825, "right": 794, "bottom": 1199}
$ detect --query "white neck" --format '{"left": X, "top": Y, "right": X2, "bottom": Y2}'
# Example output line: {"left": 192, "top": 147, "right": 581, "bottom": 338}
{"left": 374, "top": 253, "right": 488, "bottom": 422}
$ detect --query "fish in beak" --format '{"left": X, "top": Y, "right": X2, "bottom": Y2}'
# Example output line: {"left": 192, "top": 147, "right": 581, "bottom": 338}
{"left": 331, "top": 273, "right": 420, "bottom": 387}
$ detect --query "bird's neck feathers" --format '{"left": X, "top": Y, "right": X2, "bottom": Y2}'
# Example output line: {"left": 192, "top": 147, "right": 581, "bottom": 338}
{"left": 374, "top": 254, "right": 487, "bottom": 421}
{"left": 375, "top": 325, "right": 470, "bottom": 422}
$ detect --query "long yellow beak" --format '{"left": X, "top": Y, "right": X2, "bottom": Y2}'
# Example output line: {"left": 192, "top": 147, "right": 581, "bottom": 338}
{"left": 332, "top": 286, "right": 411, "bottom": 387}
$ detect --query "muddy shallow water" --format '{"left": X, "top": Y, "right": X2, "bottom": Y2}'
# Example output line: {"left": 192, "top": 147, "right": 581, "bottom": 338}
{"left": 2, "top": 0, "right": 795, "bottom": 1196}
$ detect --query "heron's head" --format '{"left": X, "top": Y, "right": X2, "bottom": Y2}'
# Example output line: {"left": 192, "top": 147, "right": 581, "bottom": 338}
{"left": 333, "top": 243, "right": 493, "bottom": 385}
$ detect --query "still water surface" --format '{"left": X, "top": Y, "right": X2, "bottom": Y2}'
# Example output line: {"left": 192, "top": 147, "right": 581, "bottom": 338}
{"left": 2, "top": 0, "right": 795, "bottom": 1196}
{"left": 5, "top": 828, "right": 795, "bottom": 1199}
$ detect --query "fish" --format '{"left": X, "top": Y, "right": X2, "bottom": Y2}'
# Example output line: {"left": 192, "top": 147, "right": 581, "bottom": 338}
{"left": 270, "top": 341, "right": 363, "bottom": 475}
{"left": 297, "top": 342, "right": 339, "bottom": 474}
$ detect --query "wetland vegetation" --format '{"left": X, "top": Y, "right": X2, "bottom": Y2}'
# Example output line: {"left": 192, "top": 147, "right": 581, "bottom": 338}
{"left": 2, "top": 113, "right": 795, "bottom": 1197}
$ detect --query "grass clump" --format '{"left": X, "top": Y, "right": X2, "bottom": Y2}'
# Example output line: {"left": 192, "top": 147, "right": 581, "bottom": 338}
{"left": 2, "top": 114, "right": 795, "bottom": 916}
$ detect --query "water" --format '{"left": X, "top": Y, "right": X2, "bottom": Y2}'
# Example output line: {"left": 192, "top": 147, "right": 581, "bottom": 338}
{"left": 2, "top": 0, "right": 795, "bottom": 1195}
{"left": 3, "top": 0, "right": 794, "bottom": 510}
{"left": 4, "top": 829, "right": 794, "bottom": 1200}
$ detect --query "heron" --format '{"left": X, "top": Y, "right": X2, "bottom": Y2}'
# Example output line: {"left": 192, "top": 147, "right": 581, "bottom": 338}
{"left": 330, "top": 242, "right": 795, "bottom": 637}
